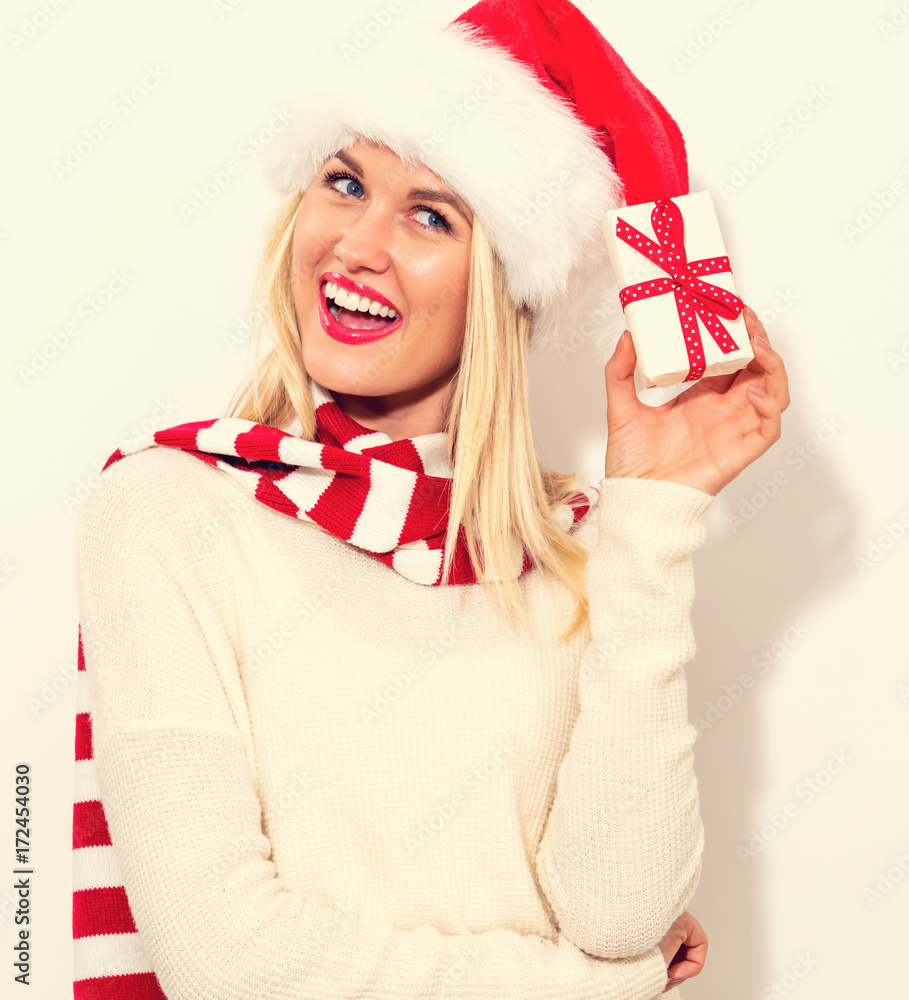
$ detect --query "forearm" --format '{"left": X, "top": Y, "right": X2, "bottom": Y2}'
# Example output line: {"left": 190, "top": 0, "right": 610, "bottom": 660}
{"left": 536, "top": 476, "right": 715, "bottom": 959}
{"left": 92, "top": 720, "right": 670, "bottom": 1000}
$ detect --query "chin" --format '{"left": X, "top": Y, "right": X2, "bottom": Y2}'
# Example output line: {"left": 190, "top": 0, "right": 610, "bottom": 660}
{"left": 301, "top": 316, "right": 400, "bottom": 391}
{"left": 303, "top": 352, "right": 402, "bottom": 400}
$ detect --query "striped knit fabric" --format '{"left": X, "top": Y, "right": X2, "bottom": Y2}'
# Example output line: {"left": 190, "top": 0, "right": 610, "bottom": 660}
{"left": 71, "top": 381, "right": 597, "bottom": 997}
{"left": 93, "top": 379, "right": 597, "bottom": 587}
{"left": 73, "top": 626, "right": 166, "bottom": 1000}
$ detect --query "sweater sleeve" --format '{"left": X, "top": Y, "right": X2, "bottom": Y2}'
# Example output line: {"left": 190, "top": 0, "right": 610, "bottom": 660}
{"left": 535, "top": 476, "right": 715, "bottom": 960}
{"left": 74, "top": 457, "right": 671, "bottom": 1000}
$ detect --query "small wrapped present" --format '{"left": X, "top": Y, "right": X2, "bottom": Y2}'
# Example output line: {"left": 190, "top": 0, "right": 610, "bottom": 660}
{"left": 602, "top": 190, "right": 752, "bottom": 389}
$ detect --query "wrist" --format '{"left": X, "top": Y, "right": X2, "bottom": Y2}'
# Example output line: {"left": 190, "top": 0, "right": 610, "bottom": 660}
{"left": 603, "top": 468, "right": 722, "bottom": 496}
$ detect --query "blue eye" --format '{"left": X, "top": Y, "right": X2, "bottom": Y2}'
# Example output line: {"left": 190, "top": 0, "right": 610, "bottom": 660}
{"left": 412, "top": 207, "right": 450, "bottom": 230}
{"left": 321, "top": 169, "right": 452, "bottom": 233}
{"left": 326, "top": 172, "right": 363, "bottom": 198}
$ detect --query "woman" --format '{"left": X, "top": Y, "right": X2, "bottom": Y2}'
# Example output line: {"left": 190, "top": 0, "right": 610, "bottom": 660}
{"left": 71, "top": 4, "right": 788, "bottom": 999}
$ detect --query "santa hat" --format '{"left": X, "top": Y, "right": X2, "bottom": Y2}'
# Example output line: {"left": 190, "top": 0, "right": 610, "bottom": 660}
{"left": 263, "top": 0, "right": 688, "bottom": 364}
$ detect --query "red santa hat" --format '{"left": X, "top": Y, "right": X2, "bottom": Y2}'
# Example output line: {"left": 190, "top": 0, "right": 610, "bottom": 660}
{"left": 264, "top": 0, "right": 689, "bottom": 364}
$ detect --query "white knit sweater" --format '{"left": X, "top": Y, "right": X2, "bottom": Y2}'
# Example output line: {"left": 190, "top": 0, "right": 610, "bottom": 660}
{"left": 72, "top": 444, "right": 714, "bottom": 1000}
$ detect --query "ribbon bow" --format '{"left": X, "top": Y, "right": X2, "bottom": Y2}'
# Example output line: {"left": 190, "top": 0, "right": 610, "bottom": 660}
{"left": 615, "top": 198, "right": 745, "bottom": 381}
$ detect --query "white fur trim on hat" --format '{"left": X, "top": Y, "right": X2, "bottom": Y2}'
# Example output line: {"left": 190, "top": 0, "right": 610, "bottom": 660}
{"left": 263, "top": 15, "right": 628, "bottom": 362}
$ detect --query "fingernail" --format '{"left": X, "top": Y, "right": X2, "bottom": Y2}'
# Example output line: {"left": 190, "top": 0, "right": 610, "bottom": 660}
{"left": 744, "top": 304, "right": 758, "bottom": 321}
{"left": 753, "top": 333, "right": 771, "bottom": 350}
{"left": 612, "top": 331, "right": 626, "bottom": 357}
{"left": 748, "top": 384, "right": 768, "bottom": 398}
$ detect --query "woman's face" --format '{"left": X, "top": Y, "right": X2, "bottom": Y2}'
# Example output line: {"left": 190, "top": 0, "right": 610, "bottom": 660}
{"left": 290, "top": 139, "right": 474, "bottom": 438}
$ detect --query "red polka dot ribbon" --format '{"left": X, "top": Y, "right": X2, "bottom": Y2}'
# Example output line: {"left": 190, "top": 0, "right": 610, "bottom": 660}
{"left": 615, "top": 199, "right": 745, "bottom": 381}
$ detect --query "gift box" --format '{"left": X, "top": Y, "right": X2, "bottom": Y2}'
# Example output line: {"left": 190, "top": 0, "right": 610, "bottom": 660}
{"left": 601, "top": 190, "right": 752, "bottom": 389}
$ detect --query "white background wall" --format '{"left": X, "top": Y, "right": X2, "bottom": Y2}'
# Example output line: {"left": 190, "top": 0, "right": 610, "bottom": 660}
{"left": 2, "top": 0, "right": 907, "bottom": 997}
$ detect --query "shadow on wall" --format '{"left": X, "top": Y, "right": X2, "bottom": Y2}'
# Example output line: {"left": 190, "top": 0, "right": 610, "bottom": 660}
{"left": 688, "top": 411, "right": 855, "bottom": 995}
{"left": 527, "top": 332, "right": 859, "bottom": 1000}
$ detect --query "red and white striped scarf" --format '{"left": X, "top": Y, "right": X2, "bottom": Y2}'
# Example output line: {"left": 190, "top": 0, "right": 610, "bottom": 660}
{"left": 72, "top": 379, "right": 598, "bottom": 998}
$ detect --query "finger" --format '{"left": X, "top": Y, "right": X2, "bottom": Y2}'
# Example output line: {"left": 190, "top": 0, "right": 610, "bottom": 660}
{"left": 603, "top": 330, "right": 640, "bottom": 422}
{"left": 666, "top": 935, "right": 708, "bottom": 981}
{"left": 699, "top": 304, "right": 773, "bottom": 393}
{"left": 743, "top": 303, "right": 770, "bottom": 345}
{"left": 740, "top": 305, "right": 772, "bottom": 376}
{"left": 680, "top": 912, "right": 708, "bottom": 947}
{"left": 749, "top": 334, "right": 790, "bottom": 412}
{"left": 743, "top": 384, "right": 783, "bottom": 446}
{"left": 742, "top": 303, "right": 791, "bottom": 410}
{"left": 727, "top": 339, "right": 790, "bottom": 415}
{"left": 667, "top": 957, "right": 704, "bottom": 979}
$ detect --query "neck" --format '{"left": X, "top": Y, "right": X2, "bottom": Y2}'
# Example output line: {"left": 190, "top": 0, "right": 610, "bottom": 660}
{"left": 327, "top": 369, "right": 457, "bottom": 440}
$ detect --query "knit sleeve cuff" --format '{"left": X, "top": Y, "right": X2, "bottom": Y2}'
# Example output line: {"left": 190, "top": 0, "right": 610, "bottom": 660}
{"left": 595, "top": 476, "right": 716, "bottom": 557}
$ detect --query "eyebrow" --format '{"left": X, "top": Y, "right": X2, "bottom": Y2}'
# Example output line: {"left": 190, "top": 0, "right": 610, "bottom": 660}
{"left": 330, "top": 149, "right": 473, "bottom": 225}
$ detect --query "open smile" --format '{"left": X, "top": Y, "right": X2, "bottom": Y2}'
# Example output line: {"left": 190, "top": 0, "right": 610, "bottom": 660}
{"left": 318, "top": 271, "right": 403, "bottom": 345}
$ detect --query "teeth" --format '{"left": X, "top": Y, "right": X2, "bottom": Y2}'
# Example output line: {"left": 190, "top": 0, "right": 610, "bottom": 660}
{"left": 324, "top": 281, "right": 397, "bottom": 318}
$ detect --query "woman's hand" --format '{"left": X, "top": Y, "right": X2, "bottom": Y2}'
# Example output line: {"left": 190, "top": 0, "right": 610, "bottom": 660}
{"left": 657, "top": 910, "right": 708, "bottom": 992}
{"left": 603, "top": 306, "right": 790, "bottom": 496}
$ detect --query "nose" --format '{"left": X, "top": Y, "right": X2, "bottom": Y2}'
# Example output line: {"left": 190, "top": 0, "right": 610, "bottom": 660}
{"left": 333, "top": 204, "right": 393, "bottom": 274}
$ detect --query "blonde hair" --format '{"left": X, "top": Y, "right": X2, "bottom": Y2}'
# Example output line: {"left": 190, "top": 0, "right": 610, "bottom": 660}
{"left": 227, "top": 189, "right": 592, "bottom": 646}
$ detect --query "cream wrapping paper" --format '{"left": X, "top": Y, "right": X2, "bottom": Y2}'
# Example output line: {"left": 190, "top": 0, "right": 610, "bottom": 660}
{"left": 602, "top": 190, "right": 753, "bottom": 389}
